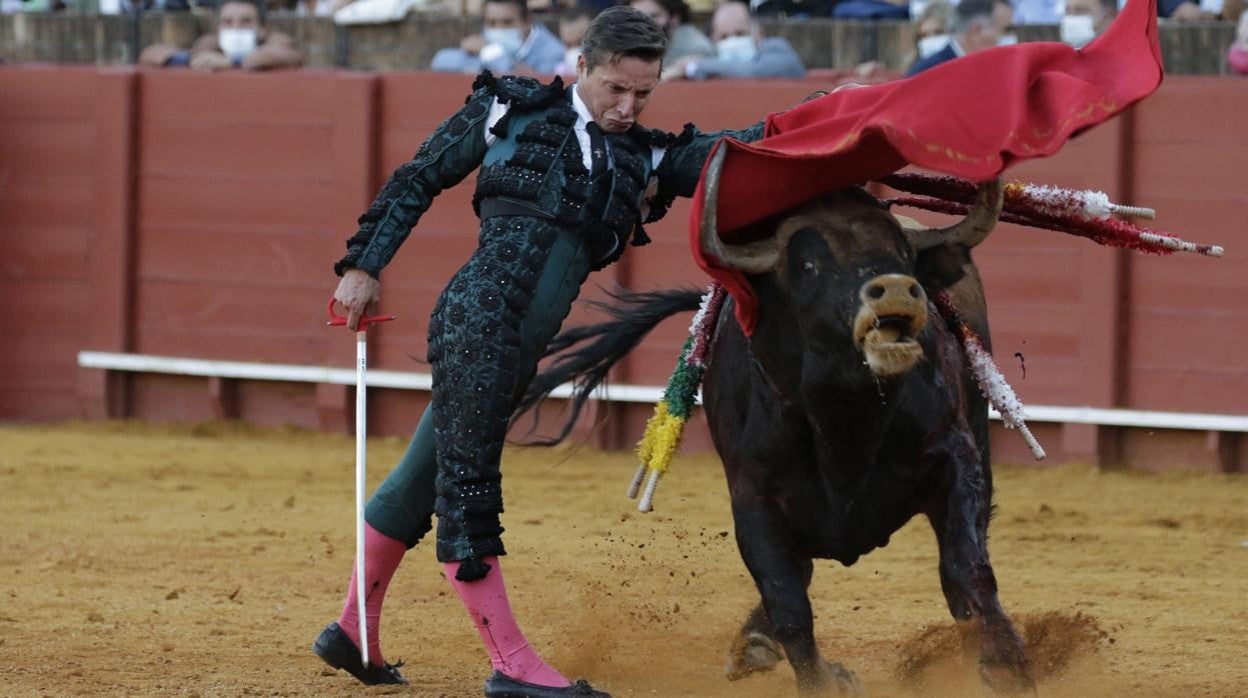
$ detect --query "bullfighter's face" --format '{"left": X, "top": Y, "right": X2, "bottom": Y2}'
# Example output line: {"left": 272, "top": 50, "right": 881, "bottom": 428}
{"left": 576, "top": 53, "right": 661, "bottom": 133}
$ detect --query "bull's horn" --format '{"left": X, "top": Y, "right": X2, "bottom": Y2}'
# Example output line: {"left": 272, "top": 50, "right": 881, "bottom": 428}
{"left": 900, "top": 177, "right": 1004, "bottom": 250}
{"left": 698, "top": 144, "right": 782, "bottom": 275}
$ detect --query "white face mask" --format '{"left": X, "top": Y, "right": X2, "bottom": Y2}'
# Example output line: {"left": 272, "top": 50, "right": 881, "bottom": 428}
{"left": 218, "top": 27, "right": 258, "bottom": 59}
{"left": 916, "top": 34, "right": 950, "bottom": 59}
{"left": 1060, "top": 14, "right": 1097, "bottom": 48}
{"left": 483, "top": 27, "right": 525, "bottom": 56}
{"left": 997, "top": 33, "right": 1018, "bottom": 46}
{"left": 564, "top": 46, "right": 581, "bottom": 70}
{"left": 716, "top": 35, "right": 759, "bottom": 63}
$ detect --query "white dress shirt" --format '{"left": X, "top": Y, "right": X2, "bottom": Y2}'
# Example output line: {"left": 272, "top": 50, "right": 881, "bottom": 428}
{"left": 483, "top": 83, "right": 667, "bottom": 172}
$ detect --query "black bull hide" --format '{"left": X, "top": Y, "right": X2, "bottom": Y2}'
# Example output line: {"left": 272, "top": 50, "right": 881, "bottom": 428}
{"left": 516, "top": 175, "right": 1036, "bottom": 695}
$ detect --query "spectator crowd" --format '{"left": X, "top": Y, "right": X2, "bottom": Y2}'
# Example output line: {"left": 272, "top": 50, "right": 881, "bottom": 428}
{"left": 3, "top": 0, "right": 1246, "bottom": 77}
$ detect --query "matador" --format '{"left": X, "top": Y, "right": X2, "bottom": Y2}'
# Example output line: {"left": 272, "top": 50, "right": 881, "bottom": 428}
{"left": 313, "top": 7, "right": 762, "bottom": 697}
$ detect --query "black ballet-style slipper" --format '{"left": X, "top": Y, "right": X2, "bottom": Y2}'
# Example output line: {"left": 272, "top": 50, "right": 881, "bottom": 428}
{"left": 484, "top": 670, "right": 610, "bottom": 697}
{"left": 312, "top": 622, "right": 408, "bottom": 686}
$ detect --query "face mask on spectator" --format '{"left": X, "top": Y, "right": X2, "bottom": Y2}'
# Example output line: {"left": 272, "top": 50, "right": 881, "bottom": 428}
{"left": 998, "top": 33, "right": 1018, "bottom": 46}
{"left": 716, "top": 35, "right": 759, "bottom": 63}
{"left": 219, "top": 28, "right": 258, "bottom": 59}
{"left": 1060, "top": 15, "right": 1096, "bottom": 48}
{"left": 1228, "top": 45, "right": 1248, "bottom": 75}
{"left": 483, "top": 27, "right": 525, "bottom": 56}
{"left": 917, "top": 34, "right": 950, "bottom": 59}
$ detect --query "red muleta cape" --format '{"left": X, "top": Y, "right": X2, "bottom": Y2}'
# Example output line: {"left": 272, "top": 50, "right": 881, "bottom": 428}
{"left": 690, "top": 0, "right": 1163, "bottom": 335}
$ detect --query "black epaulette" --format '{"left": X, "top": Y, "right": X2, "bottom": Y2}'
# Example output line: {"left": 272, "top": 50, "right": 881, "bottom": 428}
{"left": 470, "top": 70, "right": 566, "bottom": 112}
{"left": 630, "top": 122, "right": 697, "bottom": 149}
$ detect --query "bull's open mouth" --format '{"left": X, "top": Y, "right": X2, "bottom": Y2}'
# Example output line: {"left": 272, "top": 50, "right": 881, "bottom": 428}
{"left": 872, "top": 315, "right": 917, "bottom": 343}
{"left": 856, "top": 313, "right": 924, "bottom": 377}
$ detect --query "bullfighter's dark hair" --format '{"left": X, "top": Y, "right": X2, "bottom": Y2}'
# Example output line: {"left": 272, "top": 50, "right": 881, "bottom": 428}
{"left": 581, "top": 6, "right": 668, "bottom": 71}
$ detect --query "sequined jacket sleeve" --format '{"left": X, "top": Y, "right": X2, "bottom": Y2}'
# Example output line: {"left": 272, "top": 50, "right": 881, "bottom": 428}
{"left": 334, "top": 88, "right": 495, "bottom": 277}
{"left": 645, "top": 121, "right": 766, "bottom": 224}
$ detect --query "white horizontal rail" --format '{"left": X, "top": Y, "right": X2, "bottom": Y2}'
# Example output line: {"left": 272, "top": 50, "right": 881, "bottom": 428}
{"left": 77, "top": 351, "right": 1248, "bottom": 432}
{"left": 77, "top": 350, "right": 664, "bottom": 403}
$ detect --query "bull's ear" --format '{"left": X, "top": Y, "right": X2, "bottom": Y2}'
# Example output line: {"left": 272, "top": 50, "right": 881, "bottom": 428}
{"left": 914, "top": 243, "right": 971, "bottom": 292}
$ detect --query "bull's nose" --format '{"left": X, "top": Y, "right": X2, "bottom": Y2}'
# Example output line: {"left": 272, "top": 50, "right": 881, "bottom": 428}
{"left": 860, "top": 274, "right": 925, "bottom": 305}
{"left": 854, "top": 274, "right": 929, "bottom": 377}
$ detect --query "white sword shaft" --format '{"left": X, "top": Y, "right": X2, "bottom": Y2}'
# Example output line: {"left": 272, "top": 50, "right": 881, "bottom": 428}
{"left": 355, "top": 331, "right": 370, "bottom": 668}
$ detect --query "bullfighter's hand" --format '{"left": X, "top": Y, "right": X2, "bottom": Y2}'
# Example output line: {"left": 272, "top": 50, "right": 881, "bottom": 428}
{"left": 335, "top": 268, "right": 381, "bottom": 332}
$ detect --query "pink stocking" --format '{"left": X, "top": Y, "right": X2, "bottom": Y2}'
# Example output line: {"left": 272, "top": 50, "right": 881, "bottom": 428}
{"left": 445, "top": 556, "right": 570, "bottom": 687}
{"left": 337, "top": 523, "right": 407, "bottom": 665}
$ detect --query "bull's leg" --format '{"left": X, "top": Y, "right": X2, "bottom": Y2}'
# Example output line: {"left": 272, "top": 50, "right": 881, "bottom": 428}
{"left": 926, "top": 436, "right": 1035, "bottom": 694}
{"left": 731, "top": 503, "right": 862, "bottom": 695}
{"left": 725, "top": 602, "right": 785, "bottom": 680}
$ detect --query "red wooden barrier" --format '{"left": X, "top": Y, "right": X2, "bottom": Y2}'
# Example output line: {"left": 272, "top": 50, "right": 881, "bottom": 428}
{"left": 0, "top": 67, "right": 104, "bottom": 421}
{"left": 1, "top": 66, "right": 1244, "bottom": 471}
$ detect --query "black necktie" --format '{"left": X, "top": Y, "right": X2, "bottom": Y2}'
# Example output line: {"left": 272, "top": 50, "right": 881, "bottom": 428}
{"left": 586, "top": 121, "right": 608, "bottom": 177}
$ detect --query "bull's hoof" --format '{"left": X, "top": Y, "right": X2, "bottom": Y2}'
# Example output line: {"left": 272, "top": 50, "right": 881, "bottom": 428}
{"left": 979, "top": 661, "right": 1036, "bottom": 695}
{"left": 801, "top": 660, "right": 863, "bottom": 696}
{"left": 725, "top": 631, "right": 784, "bottom": 681}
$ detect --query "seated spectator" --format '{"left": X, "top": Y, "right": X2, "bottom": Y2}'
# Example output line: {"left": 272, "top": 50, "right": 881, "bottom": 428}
{"left": 138, "top": 0, "right": 303, "bottom": 71}
{"left": 1162, "top": 0, "right": 1243, "bottom": 20}
{"left": 905, "top": 0, "right": 1002, "bottom": 76}
{"left": 992, "top": 0, "right": 1015, "bottom": 43}
{"left": 629, "top": 0, "right": 716, "bottom": 62}
{"left": 1060, "top": 0, "right": 1116, "bottom": 47}
{"left": 1229, "top": 8, "right": 1248, "bottom": 74}
{"left": 661, "top": 1, "right": 806, "bottom": 80}
{"left": 911, "top": 0, "right": 955, "bottom": 64}
{"left": 551, "top": 3, "right": 595, "bottom": 75}
{"left": 431, "top": 0, "right": 564, "bottom": 74}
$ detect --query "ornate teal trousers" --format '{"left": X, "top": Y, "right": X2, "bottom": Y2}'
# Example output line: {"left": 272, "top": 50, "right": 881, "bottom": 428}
{"left": 364, "top": 217, "right": 592, "bottom": 573}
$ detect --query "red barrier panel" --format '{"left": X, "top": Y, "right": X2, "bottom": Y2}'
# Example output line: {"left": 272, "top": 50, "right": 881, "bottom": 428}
{"left": 2, "top": 66, "right": 1245, "bottom": 470}
{"left": 1128, "top": 78, "right": 1248, "bottom": 413}
{"left": 0, "top": 66, "right": 121, "bottom": 420}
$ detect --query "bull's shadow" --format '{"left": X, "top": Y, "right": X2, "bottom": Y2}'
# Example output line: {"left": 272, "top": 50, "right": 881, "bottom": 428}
{"left": 521, "top": 152, "right": 1034, "bottom": 695}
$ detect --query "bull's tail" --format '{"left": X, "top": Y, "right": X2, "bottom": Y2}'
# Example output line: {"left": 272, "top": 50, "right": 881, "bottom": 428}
{"left": 513, "top": 288, "right": 704, "bottom": 444}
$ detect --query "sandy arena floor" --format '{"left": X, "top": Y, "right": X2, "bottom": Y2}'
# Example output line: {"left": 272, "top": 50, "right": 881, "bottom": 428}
{"left": 0, "top": 421, "right": 1245, "bottom": 697}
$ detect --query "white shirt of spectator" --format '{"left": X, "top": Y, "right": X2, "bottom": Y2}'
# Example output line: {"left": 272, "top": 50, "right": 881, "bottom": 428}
{"left": 483, "top": 83, "right": 667, "bottom": 173}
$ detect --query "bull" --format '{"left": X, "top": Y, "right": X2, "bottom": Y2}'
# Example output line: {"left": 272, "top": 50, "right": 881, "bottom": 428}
{"left": 519, "top": 148, "right": 1034, "bottom": 695}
